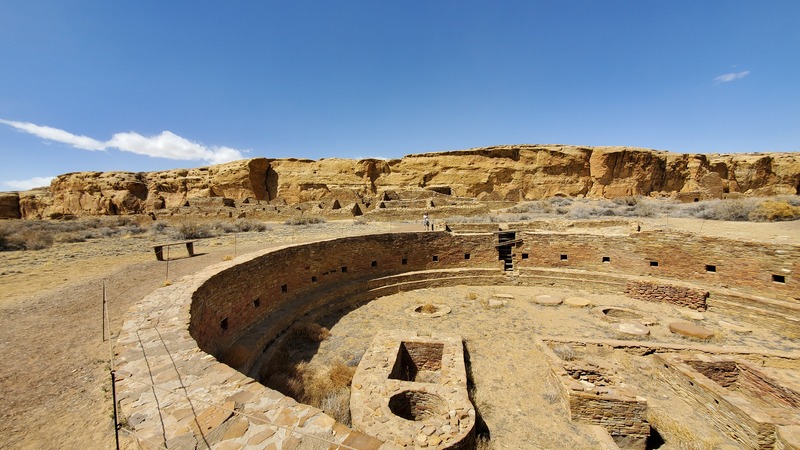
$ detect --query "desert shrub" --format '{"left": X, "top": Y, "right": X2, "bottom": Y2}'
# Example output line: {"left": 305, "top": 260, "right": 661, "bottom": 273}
{"left": 548, "top": 196, "right": 573, "bottom": 206}
{"left": 551, "top": 344, "right": 575, "bottom": 361}
{"left": 418, "top": 303, "right": 438, "bottom": 314}
{"left": 150, "top": 221, "right": 170, "bottom": 234}
{"left": 284, "top": 216, "right": 326, "bottom": 226}
{"left": 567, "top": 205, "right": 609, "bottom": 219}
{"left": 231, "top": 218, "right": 269, "bottom": 232}
{"left": 287, "top": 322, "right": 331, "bottom": 342}
{"left": 175, "top": 219, "right": 215, "bottom": 239}
{"left": 748, "top": 200, "right": 800, "bottom": 221}
{"left": 612, "top": 196, "right": 638, "bottom": 206}
{"left": 0, "top": 223, "right": 22, "bottom": 251}
{"left": 327, "top": 360, "right": 356, "bottom": 389}
{"left": 541, "top": 390, "right": 561, "bottom": 405}
{"left": 320, "top": 388, "right": 352, "bottom": 425}
{"left": 8, "top": 229, "right": 54, "bottom": 250}
{"left": 679, "top": 199, "right": 759, "bottom": 221}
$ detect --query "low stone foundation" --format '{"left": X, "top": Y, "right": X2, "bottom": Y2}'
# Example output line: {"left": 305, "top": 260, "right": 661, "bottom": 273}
{"left": 657, "top": 354, "right": 800, "bottom": 449}
{"left": 625, "top": 281, "right": 708, "bottom": 311}
{"left": 540, "top": 341, "right": 650, "bottom": 449}
{"left": 350, "top": 331, "right": 475, "bottom": 449}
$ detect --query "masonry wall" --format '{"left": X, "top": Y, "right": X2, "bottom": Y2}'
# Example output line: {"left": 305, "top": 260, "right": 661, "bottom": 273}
{"left": 190, "top": 230, "right": 798, "bottom": 371}
{"left": 516, "top": 230, "right": 798, "bottom": 297}
{"left": 625, "top": 281, "right": 708, "bottom": 310}
{"left": 657, "top": 355, "right": 778, "bottom": 449}
{"left": 190, "top": 232, "right": 499, "bottom": 360}
{"left": 568, "top": 394, "right": 649, "bottom": 445}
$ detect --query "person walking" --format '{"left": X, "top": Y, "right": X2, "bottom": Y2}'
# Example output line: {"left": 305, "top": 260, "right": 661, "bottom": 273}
{"left": 423, "top": 213, "right": 430, "bottom": 231}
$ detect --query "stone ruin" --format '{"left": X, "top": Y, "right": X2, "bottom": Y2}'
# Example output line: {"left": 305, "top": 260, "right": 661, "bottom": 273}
{"left": 350, "top": 331, "right": 475, "bottom": 449}
{"left": 541, "top": 341, "right": 650, "bottom": 449}
{"left": 659, "top": 354, "right": 800, "bottom": 449}
{"left": 113, "top": 221, "right": 799, "bottom": 449}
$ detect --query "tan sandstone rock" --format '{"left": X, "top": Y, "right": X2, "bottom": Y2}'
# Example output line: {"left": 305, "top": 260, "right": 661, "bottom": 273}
{"left": 3, "top": 145, "right": 798, "bottom": 218}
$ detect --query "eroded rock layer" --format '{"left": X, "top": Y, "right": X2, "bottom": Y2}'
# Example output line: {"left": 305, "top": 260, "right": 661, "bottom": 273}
{"left": 4, "top": 144, "right": 800, "bottom": 218}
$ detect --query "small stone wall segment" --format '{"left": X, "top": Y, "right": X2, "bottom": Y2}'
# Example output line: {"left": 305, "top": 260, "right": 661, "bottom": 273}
{"left": 624, "top": 281, "right": 708, "bottom": 311}
{"left": 657, "top": 354, "right": 800, "bottom": 449}
{"left": 351, "top": 331, "right": 475, "bottom": 449}
{"left": 539, "top": 341, "right": 649, "bottom": 449}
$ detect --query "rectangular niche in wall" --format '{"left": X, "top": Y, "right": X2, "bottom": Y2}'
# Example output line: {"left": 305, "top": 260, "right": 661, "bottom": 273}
{"left": 602, "top": 256, "right": 611, "bottom": 263}
{"left": 772, "top": 274, "right": 786, "bottom": 283}
{"left": 464, "top": 253, "right": 470, "bottom": 260}
{"left": 522, "top": 253, "right": 529, "bottom": 260}
{"left": 281, "top": 284, "right": 288, "bottom": 293}
{"left": 560, "top": 254, "right": 567, "bottom": 261}
{"left": 650, "top": 261, "right": 659, "bottom": 267}
{"left": 706, "top": 265, "right": 717, "bottom": 273}
{"left": 432, "top": 255, "right": 439, "bottom": 262}
{"left": 371, "top": 260, "right": 378, "bottom": 268}
{"left": 402, "top": 258, "right": 408, "bottom": 265}
{"left": 389, "top": 341, "right": 444, "bottom": 384}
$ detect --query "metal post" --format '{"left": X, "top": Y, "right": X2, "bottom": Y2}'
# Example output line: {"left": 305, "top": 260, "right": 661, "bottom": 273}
{"left": 102, "top": 280, "right": 106, "bottom": 342}
{"left": 165, "top": 245, "right": 170, "bottom": 283}
{"left": 111, "top": 369, "right": 120, "bottom": 450}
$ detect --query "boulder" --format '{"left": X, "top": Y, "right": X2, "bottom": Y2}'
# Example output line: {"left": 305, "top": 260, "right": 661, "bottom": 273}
{"left": 0, "top": 192, "right": 20, "bottom": 219}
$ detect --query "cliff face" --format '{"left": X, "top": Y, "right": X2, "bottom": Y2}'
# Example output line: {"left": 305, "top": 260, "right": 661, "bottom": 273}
{"left": 3, "top": 145, "right": 799, "bottom": 219}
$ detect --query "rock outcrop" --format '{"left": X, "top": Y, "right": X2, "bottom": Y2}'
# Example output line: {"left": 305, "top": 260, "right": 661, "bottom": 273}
{"left": 2, "top": 144, "right": 798, "bottom": 219}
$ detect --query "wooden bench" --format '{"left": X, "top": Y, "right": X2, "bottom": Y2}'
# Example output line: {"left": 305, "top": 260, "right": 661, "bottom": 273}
{"left": 153, "top": 240, "right": 197, "bottom": 261}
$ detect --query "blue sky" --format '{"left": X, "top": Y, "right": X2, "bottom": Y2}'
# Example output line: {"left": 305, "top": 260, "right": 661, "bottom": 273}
{"left": 1, "top": 1, "right": 798, "bottom": 190}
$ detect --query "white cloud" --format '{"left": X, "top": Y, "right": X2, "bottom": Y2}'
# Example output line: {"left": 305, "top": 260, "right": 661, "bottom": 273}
{"left": 713, "top": 70, "right": 750, "bottom": 84}
{"left": 0, "top": 119, "right": 106, "bottom": 150}
{"left": 3, "top": 176, "right": 55, "bottom": 191}
{"left": 1, "top": 119, "right": 245, "bottom": 164}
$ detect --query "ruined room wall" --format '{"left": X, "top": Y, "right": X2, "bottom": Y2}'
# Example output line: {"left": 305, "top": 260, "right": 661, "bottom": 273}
{"left": 624, "top": 281, "right": 709, "bottom": 311}
{"left": 516, "top": 231, "right": 798, "bottom": 298}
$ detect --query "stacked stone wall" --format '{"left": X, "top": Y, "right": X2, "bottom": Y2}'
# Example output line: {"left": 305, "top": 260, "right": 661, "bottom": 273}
{"left": 567, "top": 394, "right": 649, "bottom": 446}
{"left": 190, "top": 232, "right": 500, "bottom": 359}
{"left": 657, "top": 355, "right": 786, "bottom": 449}
{"left": 624, "top": 281, "right": 708, "bottom": 310}
{"left": 516, "top": 230, "right": 798, "bottom": 298}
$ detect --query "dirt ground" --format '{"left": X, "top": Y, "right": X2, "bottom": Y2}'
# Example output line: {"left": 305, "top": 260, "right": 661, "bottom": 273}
{"left": 0, "top": 217, "right": 797, "bottom": 449}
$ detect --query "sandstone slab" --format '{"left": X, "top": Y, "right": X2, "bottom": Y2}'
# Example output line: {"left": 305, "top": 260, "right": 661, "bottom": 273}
{"left": 564, "top": 297, "right": 591, "bottom": 308}
{"left": 534, "top": 295, "right": 563, "bottom": 306}
{"left": 668, "top": 322, "right": 715, "bottom": 339}
{"left": 611, "top": 322, "right": 650, "bottom": 336}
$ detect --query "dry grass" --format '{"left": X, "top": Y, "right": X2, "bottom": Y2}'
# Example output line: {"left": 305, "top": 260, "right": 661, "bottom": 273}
{"left": 261, "top": 322, "right": 355, "bottom": 424}
{"left": 288, "top": 322, "right": 331, "bottom": 342}
{"left": 484, "top": 195, "right": 800, "bottom": 223}
{"left": 284, "top": 216, "right": 326, "bottom": 226}
{"left": 418, "top": 303, "right": 438, "bottom": 314}
{"left": 551, "top": 344, "right": 576, "bottom": 361}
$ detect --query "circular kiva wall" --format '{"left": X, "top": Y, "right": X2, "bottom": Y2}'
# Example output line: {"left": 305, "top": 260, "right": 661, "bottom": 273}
{"left": 114, "top": 227, "right": 798, "bottom": 449}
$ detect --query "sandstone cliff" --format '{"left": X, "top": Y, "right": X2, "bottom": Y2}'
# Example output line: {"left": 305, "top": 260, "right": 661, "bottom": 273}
{"left": 3, "top": 145, "right": 798, "bottom": 219}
